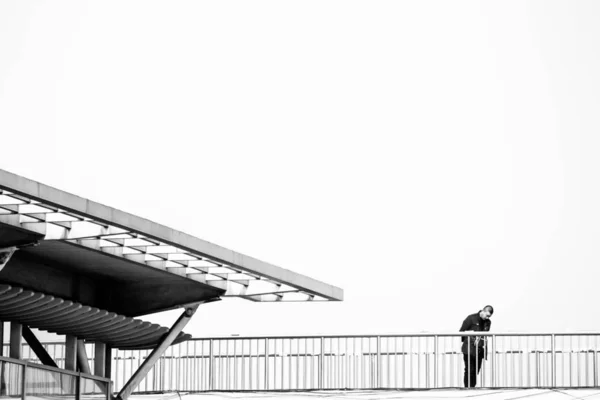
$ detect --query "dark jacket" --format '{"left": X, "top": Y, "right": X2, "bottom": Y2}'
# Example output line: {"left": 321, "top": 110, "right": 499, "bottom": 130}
{"left": 460, "top": 312, "right": 491, "bottom": 358}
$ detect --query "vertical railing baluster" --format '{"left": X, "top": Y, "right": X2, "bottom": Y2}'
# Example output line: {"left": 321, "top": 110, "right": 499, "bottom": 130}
{"left": 551, "top": 334, "right": 556, "bottom": 388}
{"left": 376, "top": 336, "right": 381, "bottom": 389}
{"left": 319, "top": 337, "right": 324, "bottom": 389}
{"left": 594, "top": 334, "right": 598, "bottom": 388}
{"left": 434, "top": 335, "right": 438, "bottom": 389}
{"left": 241, "top": 340, "right": 246, "bottom": 390}
{"left": 304, "top": 338, "right": 308, "bottom": 390}
{"left": 418, "top": 336, "right": 421, "bottom": 388}
{"left": 296, "top": 338, "right": 304, "bottom": 389}
{"left": 288, "top": 339, "right": 292, "bottom": 389}
{"left": 594, "top": 335, "right": 599, "bottom": 388}
{"left": 353, "top": 337, "right": 357, "bottom": 388}
{"left": 265, "top": 338, "right": 269, "bottom": 390}
{"left": 394, "top": 337, "right": 398, "bottom": 389}
{"left": 491, "top": 334, "right": 496, "bottom": 388}
{"left": 208, "top": 339, "right": 214, "bottom": 391}
{"left": 272, "top": 339, "right": 277, "bottom": 390}
{"left": 518, "top": 336, "right": 522, "bottom": 388}
{"left": 249, "top": 340, "right": 253, "bottom": 391}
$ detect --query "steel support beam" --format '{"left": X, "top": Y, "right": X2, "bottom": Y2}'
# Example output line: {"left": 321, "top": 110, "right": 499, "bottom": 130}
{"left": 77, "top": 339, "right": 91, "bottom": 374}
{"left": 117, "top": 304, "right": 200, "bottom": 400}
{"left": 22, "top": 325, "right": 58, "bottom": 367}
{"left": 9, "top": 322, "right": 22, "bottom": 359}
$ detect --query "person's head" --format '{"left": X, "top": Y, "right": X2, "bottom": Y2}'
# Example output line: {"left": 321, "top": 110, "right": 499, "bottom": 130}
{"left": 479, "top": 305, "right": 494, "bottom": 320}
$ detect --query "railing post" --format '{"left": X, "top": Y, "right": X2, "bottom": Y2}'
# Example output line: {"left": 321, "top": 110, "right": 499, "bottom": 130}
{"left": 264, "top": 338, "right": 269, "bottom": 390}
{"left": 10, "top": 323, "right": 22, "bottom": 359}
{"left": 491, "top": 335, "right": 496, "bottom": 388}
{"left": 76, "top": 372, "right": 81, "bottom": 400}
{"left": 208, "top": 339, "right": 214, "bottom": 391}
{"left": 377, "top": 336, "right": 382, "bottom": 388}
{"left": 594, "top": 349, "right": 598, "bottom": 388}
{"left": 21, "top": 361, "right": 27, "bottom": 400}
{"left": 434, "top": 335, "right": 438, "bottom": 388}
{"left": 551, "top": 334, "right": 556, "bottom": 387}
{"left": 319, "top": 337, "right": 324, "bottom": 389}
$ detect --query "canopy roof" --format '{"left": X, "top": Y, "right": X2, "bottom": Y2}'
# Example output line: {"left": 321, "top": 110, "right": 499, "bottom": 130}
{"left": 0, "top": 169, "right": 343, "bottom": 317}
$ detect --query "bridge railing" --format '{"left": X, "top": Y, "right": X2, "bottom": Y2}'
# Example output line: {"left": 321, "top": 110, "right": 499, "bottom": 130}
{"left": 0, "top": 355, "right": 110, "bottom": 400}
{"left": 5, "top": 333, "right": 600, "bottom": 392}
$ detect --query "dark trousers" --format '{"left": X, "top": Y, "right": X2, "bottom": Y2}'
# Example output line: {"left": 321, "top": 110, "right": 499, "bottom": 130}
{"left": 463, "top": 353, "right": 484, "bottom": 387}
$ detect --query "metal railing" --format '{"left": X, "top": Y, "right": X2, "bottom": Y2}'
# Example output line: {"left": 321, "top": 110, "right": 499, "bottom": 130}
{"left": 0, "top": 355, "right": 111, "bottom": 400}
{"left": 5, "top": 333, "right": 600, "bottom": 393}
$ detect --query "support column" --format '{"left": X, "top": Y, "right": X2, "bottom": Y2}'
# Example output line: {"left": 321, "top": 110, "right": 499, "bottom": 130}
{"left": 105, "top": 345, "right": 112, "bottom": 380}
{"left": 117, "top": 304, "right": 200, "bottom": 400}
{"left": 65, "top": 335, "right": 77, "bottom": 371}
{"left": 0, "top": 321, "right": 4, "bottom": 357}
{"left": 94, "top": 342, "right": 106, "bottom": 378}
{"left": 9, "top": 322, "right": 22, "bottom": 359}
{"left": 0, "top": 321, "right": 5, "bottom": 396}
{"left": 22, "top": 326, "right": 58, "bottom": 367}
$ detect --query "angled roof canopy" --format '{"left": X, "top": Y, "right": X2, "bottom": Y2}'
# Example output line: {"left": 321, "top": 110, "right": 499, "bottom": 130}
{"left": 0, "top": 169, "right": 343, "bottom": 311}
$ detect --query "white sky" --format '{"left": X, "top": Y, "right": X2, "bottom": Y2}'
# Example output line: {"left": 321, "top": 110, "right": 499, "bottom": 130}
{"left": 1, "top": 1, "right": 600, "bottom": 340}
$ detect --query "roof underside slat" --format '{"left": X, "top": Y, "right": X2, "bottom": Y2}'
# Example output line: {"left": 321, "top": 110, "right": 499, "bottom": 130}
{"left": 0, "top": 284, "right": 190, "bottom": 350}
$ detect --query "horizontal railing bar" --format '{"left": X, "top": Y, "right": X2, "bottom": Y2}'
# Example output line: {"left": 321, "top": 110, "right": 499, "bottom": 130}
{"left": 26, "top": 361, "right": 82, "bottom": 377}
{"left": 110, "top": 349, "right": 600, "bottom": 358}
{"left": 1, "top": 354, "right": 110, "bottom": 383}
{"left": 183, "top": 332, "right": 600, "bottom": 340}
{"left": 7, "top": 332, "right": 598, "bottom": 344}
{"left": 80, "top": 371, "right": 112, "bottom": 383}
{"left": 0, "top": 355, "right": 27, "bottom": 366}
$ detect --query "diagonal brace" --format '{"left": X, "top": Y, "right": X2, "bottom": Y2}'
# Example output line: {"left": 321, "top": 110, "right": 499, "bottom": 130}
{"left": 22, "top": 326, "right": 58, "bottom": 368}
{"left": 117, "top": 303, "right": 201, "bottom": 400}
{"left": 77, "top": 340, "right": 91, "bottom": 374}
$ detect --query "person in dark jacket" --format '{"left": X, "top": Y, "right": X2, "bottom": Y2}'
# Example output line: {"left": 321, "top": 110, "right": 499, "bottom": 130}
{"left": 459, "top": 305, "right": 493, "bottom": 388}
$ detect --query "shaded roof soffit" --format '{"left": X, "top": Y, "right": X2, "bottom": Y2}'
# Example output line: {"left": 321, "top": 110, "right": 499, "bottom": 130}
{"left": 0, "top": 170, "right": 343, "bottom": 303}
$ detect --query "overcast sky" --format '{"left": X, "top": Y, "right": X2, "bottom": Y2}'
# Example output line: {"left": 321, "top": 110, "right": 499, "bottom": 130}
{"left": 1, "top": 1, "right": 600, "bottom": 339}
